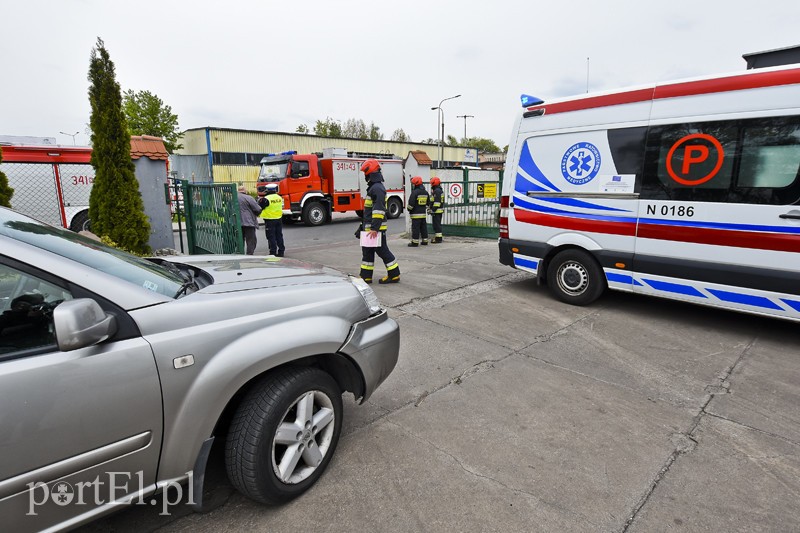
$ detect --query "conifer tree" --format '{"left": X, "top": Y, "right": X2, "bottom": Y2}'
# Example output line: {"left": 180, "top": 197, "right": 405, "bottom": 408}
{"left": 0, "top": 148, "right": 13, "bottom": 208}
{"left": 87, "top": 38, "right": 150, "bottom": 253}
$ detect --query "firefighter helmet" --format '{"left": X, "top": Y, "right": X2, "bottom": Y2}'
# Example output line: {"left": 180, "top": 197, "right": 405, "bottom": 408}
{"left": 411, "top": 176, "right": 423, "bottom": 186}
{"left": 361, "top": 159, "right": 380, "bottom": 176}
{"left": 431, "top": 176, "right": 441, "bottom": 187}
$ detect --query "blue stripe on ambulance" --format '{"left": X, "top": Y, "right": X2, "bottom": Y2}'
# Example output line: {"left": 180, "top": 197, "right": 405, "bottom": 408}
{"left": 514, "top": 199, "right": 800, "bottom": 236}
{"left": 516, "top": 142, "right": 562, "bottom": 192}
{"left": 638, "top": 217, "right": 800, "bottom": 235}
{"left": 603, "top": 268, "right": 798, "bottom": 315}
{"left": 512, "top": 196, "right": 639, "bottom": 223}
{"left": 512, "top": 253, "right": 539, "bottom": 274}
{"left": 533, "top": 196, "right": 630, "bottom": 212}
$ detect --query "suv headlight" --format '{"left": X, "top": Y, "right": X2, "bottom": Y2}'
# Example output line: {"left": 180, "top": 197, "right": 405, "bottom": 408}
{"left": 350, "top": 277, "right": 382, "bottom": 315}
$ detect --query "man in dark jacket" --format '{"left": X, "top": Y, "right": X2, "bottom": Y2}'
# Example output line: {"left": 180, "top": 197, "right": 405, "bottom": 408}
{"left": 359, "top": 159, "right": 400, "bottom": 284}
{"left": 237, "top": 185, "right": 262, "bottom": 255}
{"left": 407, "top": 176, "right": 429, "bottom": 246}
{"left": 428, "top": 176, "right": 445, "bottom": 243}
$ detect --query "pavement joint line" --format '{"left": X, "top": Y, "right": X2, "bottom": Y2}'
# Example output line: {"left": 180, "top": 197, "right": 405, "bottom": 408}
{"left": 703, "top": 412, "right": 800, "bottom": 448}
{"left": 619, "top": 335, "right": 759, "bottom": 533}
{"left": 381, "top": 419, "right": 602, "bottom": 528}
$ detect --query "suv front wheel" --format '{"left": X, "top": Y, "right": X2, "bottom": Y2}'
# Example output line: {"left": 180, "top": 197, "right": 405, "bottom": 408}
{"left": 225, "top": 367, "right": 343, "bottom": 504}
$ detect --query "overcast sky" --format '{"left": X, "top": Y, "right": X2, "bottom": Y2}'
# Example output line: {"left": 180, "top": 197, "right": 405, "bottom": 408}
{"left": 1, "top": 0, "right": 798, "bottom": 149}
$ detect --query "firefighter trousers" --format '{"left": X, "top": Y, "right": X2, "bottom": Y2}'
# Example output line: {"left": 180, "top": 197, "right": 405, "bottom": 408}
{"left": 411, "top": 217, "right": 428, "bottom": 244}
{"left": 431, "top": 213, "right": 443, "bottom": 238}
{"left": 360, "top": 231, "right": 400, "bottom": 282}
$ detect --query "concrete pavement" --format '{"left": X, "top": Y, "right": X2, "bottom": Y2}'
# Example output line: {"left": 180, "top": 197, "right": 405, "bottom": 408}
{"left": 91, "top": 232, "right": 800, "bottom": 532}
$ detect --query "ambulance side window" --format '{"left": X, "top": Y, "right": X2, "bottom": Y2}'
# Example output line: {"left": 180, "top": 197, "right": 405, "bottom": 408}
{"left": 642, "top": 116, "right": 800, "bottom": 205}
{"left": 641, "top": 121, "right": 737, "bottom": 203}
{"left": 607, "top": 127, "right": 647, "bottom": 192}
{"left": 729, "top": 116, "right": 800, "bottom": 205}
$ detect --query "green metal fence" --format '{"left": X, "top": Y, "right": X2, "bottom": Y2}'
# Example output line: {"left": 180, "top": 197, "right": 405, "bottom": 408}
{"left": 432, "top": 169, "right": 502, "bottom": 239}
{"left": 180, "top": 180, "right": 244, "bottom": 254}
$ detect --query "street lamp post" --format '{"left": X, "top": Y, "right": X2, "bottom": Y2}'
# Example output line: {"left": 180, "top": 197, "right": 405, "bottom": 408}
{"left": 457, "top": 114, "right": 474, "bottom": 141}
{"left": 431, "top": 94, "right": 461, "bottom": 169}
{"left": 60, "top": 131, "right": 79, "bottom": 145}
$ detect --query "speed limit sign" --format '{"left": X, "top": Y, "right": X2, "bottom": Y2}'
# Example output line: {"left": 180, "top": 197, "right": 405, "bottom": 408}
{"left": 449, "top": 183, "right": 463, "bottom": 198}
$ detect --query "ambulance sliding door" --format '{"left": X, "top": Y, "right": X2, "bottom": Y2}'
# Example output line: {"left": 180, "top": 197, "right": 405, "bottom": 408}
{"left": 634, "top": 115, "right": 800, "bottom": 320}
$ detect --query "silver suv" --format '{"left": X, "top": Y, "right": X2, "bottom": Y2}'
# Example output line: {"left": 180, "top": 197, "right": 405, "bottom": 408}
{"left": 0, "top": 207, "right": 399, "bottom": 532}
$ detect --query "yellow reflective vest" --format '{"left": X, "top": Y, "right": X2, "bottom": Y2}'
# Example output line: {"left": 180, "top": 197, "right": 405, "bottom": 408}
{"left": 259, "top": 193, "right": 284, "bottom": 219}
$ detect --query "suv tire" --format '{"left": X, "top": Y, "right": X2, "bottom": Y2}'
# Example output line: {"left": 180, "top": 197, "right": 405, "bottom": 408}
{"left": 225, "top": 367, "right": 342, "bottom": 505}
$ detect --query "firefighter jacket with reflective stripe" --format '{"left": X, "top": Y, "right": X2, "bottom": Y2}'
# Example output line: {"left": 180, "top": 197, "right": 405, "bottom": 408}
{"left": 363, "top": 171, "right": 388, "bottom": 231}
{"left": 407, "top": 185, "right": 429, "bottom": 219}
{"left": 258, "top": 193, "right": 284, "bottom": 219}
{"left": 429, "top": 185, "right": 445, "bottom": 214}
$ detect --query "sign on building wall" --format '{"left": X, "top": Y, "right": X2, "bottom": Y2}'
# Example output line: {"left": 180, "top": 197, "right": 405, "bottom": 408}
{"left": 464, "top": 148, "right": 477, "bottom": 163}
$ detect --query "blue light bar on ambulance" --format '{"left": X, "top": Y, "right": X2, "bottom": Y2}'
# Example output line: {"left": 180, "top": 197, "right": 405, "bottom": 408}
{"left": 520, "top": 94, "right": 544, "bottom": 107}
{"left": 281, "top": 151, "right": 297, "bottom": 155}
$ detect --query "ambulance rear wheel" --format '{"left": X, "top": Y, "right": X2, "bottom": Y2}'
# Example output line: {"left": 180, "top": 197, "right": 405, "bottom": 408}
{"left": 387, "top": 198, "right": 402, "bottom": 219}
{"left": 302, "top": 202, "right": 326, "bottom": 226}
{"left": 546, "top": 249, "right": 605, "bottom": 306}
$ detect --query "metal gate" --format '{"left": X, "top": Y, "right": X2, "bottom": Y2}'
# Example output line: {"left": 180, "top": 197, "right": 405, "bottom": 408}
{"left": 178, "top": 180, "right": 244, "bottom": 254}
{"left": 431, "top": 169, "right": 502, "bottom": 239}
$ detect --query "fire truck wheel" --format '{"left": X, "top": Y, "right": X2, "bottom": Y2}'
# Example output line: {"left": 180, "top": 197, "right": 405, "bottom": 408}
{"left": 546, "top": 249, "right": 606, "bottom": 306}
{"left": 387, "top": 198, "right": 402, "bottom": 219}
{"left": 302, "top": 202, "right": 327, "bottom": 226}
{"left": 69, "top": 211, "right": 91, "bottom": 233}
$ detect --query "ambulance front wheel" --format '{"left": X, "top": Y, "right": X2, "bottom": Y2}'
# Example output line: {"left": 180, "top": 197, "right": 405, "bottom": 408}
{"left": 546, "top": 249, "right": 606, "bottom": 306}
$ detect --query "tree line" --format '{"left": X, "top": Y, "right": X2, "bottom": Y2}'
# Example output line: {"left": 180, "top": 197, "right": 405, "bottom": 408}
{"left": 297, "top": 118, "right": 503, "bottom": 153}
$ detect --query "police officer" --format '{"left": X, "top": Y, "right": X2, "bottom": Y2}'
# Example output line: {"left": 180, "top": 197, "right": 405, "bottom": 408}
{"left": 407, "top": 176, "right": 429, "bottom": 246}
{"left": 429, "top": 176, "right": 445, "bottom": 243}
{"left": 360, "top": 159, "right": 400, "bottom": 284}
{"left": 258, "top": 183, "right": 285, "bottom": 256}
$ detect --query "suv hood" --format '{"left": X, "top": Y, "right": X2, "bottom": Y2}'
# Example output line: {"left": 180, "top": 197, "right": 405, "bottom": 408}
{"left": 166, "top": 255, "right": 348, "bottom": 293}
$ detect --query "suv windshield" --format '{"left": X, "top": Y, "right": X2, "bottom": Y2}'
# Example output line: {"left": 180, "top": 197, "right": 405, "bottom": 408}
{"left": 0, "top": 209, "right": 184, "bottom": 298}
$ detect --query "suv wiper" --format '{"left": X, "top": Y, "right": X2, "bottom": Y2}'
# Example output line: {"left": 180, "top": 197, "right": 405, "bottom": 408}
{"left": 174, "top": 268, "right": 198, "bottom": 298}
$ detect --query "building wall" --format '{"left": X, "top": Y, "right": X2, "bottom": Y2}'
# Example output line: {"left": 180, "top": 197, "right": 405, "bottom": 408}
{"left": 176, "top": 128, "right": 474, "bottom": 183}
{"left": 133, "top": 158, "right": 174, "bottom": 251}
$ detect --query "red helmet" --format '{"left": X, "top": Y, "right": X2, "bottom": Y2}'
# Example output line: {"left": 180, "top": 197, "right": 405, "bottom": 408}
{"left": 411, "top": 176, "right": 423, "bottom": 186}
{"left": 361, "top": 159, "right": 380, "bottom": 175}
{"left": 431, "top": 176, "right": 441, "bottom": 187}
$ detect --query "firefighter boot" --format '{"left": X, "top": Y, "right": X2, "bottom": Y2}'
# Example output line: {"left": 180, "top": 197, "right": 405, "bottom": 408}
{"left": 378, "top": 263, "right": 400, "bottom": 284}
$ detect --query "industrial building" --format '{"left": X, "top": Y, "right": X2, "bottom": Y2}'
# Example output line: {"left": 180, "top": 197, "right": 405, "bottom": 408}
{"left": 171, "top": 127, "right": 477, "bottom": 183}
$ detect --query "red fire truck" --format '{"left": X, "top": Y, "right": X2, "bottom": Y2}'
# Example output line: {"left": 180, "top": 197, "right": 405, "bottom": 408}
{"left": 256, "top": 148, "right": 405, "bottom": 226}
{"left": 0, "top": 144, "right": 94, "bottom": 231}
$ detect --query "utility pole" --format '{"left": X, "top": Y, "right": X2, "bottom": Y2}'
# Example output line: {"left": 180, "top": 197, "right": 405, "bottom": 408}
{"left": 457, "top": 114, "right": 474, "bottom": 141}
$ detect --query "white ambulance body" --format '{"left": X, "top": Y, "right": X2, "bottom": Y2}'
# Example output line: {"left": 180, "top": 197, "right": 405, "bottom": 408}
{"left": 499, "top": 65, "right": 800, "bottom": 322}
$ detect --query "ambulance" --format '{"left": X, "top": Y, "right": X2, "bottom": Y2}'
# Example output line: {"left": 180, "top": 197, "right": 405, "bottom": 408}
{"left": 499, "top": 65, "right": 800, "bottom": 322}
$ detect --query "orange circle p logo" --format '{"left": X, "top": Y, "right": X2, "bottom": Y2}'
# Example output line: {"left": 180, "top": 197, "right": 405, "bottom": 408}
{"left": 666, "top": 133, "right": 724, "bottom": 186}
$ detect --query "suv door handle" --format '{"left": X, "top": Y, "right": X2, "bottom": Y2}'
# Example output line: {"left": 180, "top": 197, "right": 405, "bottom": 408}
{"left": 779, "top": 213, "right": 800, "bottom": 220}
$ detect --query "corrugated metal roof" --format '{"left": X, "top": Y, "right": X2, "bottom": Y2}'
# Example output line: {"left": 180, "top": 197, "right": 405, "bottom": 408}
{"left": 130, "top": 135, "right": 168, "bottom": 160}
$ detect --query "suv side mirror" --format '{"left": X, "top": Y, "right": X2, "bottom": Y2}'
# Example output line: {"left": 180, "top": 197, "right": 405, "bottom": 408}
{"left": 53, "top": 299, "right": 118, "bottom": 351}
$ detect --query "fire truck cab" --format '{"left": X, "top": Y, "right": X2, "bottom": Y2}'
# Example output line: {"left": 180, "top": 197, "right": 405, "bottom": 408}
{"left": 257, "top": 149, "right": 405, "bottom": 226}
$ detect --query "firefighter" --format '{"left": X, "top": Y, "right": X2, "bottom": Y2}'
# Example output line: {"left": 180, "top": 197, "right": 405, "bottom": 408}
{"left": 360, "top": 159, "right": 400, "bottom": 284}
{"left": 429, "top": 176, "right": 445, "bottom": 243}
{"left": 258, "top": 183, "right": 285, "bottom": 256}
{"left": 407, "top": 176, "right": 429, "bottom": 246}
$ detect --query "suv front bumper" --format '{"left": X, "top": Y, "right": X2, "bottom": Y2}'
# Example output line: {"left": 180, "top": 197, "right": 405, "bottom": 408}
{"left": 339, "top": 309, "right": 399, "bottom": 402}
